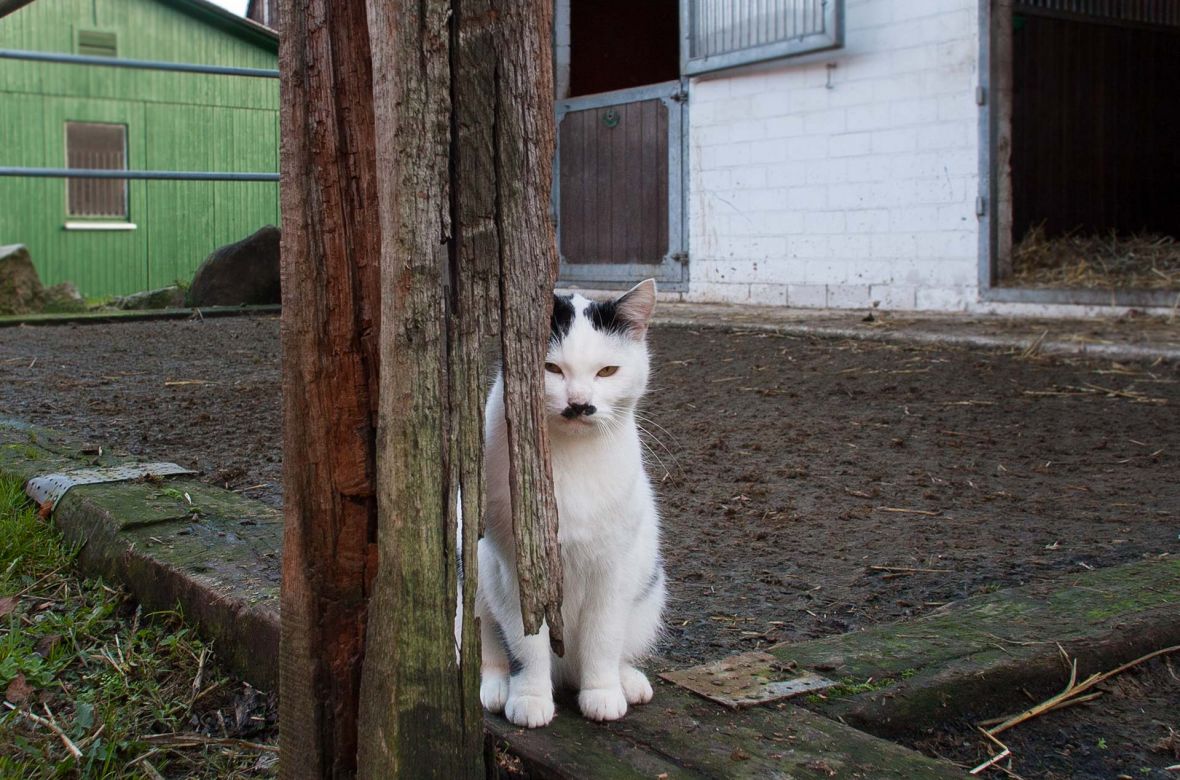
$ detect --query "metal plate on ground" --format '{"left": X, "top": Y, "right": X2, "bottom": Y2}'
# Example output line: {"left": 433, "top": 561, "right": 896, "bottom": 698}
{"left": 660, "top": 651, "right": 835, "bottom": 708}
{"left": 26, "top": 463, "right": 196, "bottom": 510}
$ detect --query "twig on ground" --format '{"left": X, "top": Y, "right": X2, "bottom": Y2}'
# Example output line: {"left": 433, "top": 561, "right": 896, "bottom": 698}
{"left": 868, "top": 565, "right": 949, "bottom": 574}
{"left": 984, "top": 645, "right": 1180, "bottom": 738}
{"left": 874, "top": 507, "right": 941, "bottom": 516}
{"left": 970, "top": 729, "right": 1011, "bottom": 775}
{"left": 140, "top": 732, "right": 278, "bottom": 753}
{"left": 3, "top": 702, "right": 82, "bottom": 759}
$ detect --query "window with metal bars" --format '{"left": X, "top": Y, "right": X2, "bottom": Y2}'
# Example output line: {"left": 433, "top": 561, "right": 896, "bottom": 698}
{"left": 681, "top": 0, "right": 843, "bottom": 75}
{"left": 76, "top": 30, "right": 117, "bottom": 57}
{"left": 65, "top": 122, "right": 128, "bottom": 219}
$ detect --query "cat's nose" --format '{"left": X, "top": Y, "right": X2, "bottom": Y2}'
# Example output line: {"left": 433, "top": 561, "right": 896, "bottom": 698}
{"left": 561, "top": 403, "right": 596, "bottom": 418}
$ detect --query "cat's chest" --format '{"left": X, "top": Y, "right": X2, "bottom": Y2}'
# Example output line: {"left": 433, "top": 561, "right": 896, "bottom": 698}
{"left": 551, "top": 437, "right": 644, "bottom": 544}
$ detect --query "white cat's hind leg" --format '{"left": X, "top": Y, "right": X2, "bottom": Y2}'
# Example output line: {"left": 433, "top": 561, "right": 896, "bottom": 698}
{"left": 502, "top": 622, "right": 556, "bottom": 728}
{"left": 618, "top": 565, "right": 664, "bottom": 707}
{"left": 619, "top": 664, "right": 653, "bottom": 705}
{"left": 477, "top": 603, "right": 510, "bottom": 713}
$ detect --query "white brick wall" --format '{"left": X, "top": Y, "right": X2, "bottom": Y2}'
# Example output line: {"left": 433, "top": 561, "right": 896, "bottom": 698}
{"left": 686, "top": 0, "right": 981, "bottom": 312}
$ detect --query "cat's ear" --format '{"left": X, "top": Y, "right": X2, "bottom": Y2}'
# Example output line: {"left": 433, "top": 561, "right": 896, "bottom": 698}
{"left": 615, "top": 279, "right": 657, "bottom": 340}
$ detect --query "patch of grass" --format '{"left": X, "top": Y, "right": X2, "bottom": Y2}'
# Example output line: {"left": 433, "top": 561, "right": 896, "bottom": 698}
{"left": 0, "top": 478, "right": 276, "bottom": 778}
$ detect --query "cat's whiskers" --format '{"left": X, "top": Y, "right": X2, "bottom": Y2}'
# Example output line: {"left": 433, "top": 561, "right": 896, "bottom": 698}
{"left": 632, "top": 413, "right": 683, "bottom": 477}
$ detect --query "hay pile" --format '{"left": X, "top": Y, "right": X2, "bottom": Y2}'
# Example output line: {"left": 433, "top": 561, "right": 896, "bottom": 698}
{"left": 1009, "top": 225, "right": 1180, "bottom": 290}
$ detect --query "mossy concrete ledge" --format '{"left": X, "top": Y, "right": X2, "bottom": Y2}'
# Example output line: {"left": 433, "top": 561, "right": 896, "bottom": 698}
{"left": 486, "top": 678, "right": 965, "bottom": 779}
{"left": 0, "top": 418, "right": 280, "bottom": 690}
{"left": 679, "top": 557, "right": 1180, "bottom": 740}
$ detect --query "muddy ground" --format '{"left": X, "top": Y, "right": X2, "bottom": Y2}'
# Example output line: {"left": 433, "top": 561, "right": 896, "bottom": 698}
{"left": 1, "top": 314, "right": 1178, "bottom": 777}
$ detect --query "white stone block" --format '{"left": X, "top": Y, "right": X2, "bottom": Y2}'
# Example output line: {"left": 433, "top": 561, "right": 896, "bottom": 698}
{"left": 786, "top": 284, "right": 828, "bottom": 308}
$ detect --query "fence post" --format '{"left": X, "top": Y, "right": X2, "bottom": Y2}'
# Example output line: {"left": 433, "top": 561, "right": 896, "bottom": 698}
{"left": 277, "top": 0, "right": 382, "bottom": 776}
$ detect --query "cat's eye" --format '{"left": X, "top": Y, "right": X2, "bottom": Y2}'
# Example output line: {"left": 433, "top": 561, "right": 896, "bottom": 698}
{"left": 597, "top": 366, "right": 619, "bottom": 378}
{"left": 545, "top": 362, "right": 563, "bottom": 375}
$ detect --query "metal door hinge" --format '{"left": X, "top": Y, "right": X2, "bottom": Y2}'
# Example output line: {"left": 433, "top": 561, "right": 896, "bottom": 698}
{"left": 976, "top": 86, "right": 987, "bottom": 106}
{"left": 976, "top": 196, "right": 986, "bottom": 217}
{"left": 671, "top": 251, "right": 689, "bottom": 265}
{"left": 670, "top": 89, "right": 688, "bottom": 104}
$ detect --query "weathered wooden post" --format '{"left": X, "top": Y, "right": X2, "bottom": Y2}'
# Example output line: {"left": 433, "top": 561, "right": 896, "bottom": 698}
{"left": 280, "top": 0, "right": 562, "bottom": 775}
{"left": 278, "top": 0, "right": 381, "bottom": 776}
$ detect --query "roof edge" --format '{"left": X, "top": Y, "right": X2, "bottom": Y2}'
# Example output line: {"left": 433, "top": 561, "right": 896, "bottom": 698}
{"left": 159, "top": 0, "right": 278, "bottom": 50}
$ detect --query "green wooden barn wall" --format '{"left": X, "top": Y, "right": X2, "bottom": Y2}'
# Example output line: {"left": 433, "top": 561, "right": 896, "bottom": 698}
{"left": 0, "top": 0, "right": 279, "bottom": 297}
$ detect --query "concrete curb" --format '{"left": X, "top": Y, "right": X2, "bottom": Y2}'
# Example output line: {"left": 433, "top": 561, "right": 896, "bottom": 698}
{"left": 0, "top": 418, "right": 280, "bottom": 690}
{"left": 675, "top": 557, "right": 1180, "bottom": 740}
{"left": 0, "top": 304, "right": 281, "bottom": 328}
{"left": 655, "top": 313, "right": 1180, "bottom": 363}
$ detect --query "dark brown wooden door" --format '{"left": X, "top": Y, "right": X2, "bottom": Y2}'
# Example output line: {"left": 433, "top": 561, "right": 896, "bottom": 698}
{"left": 554, "top": 82, "right": 685, "bottom": 289}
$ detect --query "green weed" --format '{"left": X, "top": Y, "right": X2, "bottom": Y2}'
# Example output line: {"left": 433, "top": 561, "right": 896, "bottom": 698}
{"left": 0, "top": 478, "right": 275, "bottom": 777}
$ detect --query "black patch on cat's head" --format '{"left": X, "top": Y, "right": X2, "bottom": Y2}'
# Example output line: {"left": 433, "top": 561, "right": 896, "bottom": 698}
{"left": 551, "top": 294, "right": 575, "bottom": 342}
{"left": 584, "top": 299, "right": 632, "bottom": 336}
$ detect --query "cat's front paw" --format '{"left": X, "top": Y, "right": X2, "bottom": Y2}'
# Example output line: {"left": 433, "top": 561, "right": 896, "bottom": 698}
{"left": 620, "top": 666, "right": 653, "bottom": 705}
{"left": 480, "top": 670, "right": 509, "bottom": 713}
{"left": 578, "top": 686, "right": 628, "bottom": 721}
{"left": 504, "top": 694, "right": 556, "bottom": 728}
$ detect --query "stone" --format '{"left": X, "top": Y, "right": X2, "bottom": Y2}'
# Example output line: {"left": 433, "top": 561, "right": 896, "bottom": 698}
{"left": 42, "top": 282, "right": 87, "bottom": 313}
{"left": 113, "top": 285, "right": 187, "bottom": 310}
{"left": 187, "top": 226, "right": 281, "bottom": 307}
{"left": 0, "top": 244, "right": 44, "bottom": 315}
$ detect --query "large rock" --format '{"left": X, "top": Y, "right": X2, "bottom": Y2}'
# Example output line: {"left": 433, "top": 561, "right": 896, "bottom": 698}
{"left": 187, "top": 226, "right": 281, "bottom": 307}
{"left": 42, "top": 282, "right": 87, "bottom": 313}
{"left": 113, "top": 285, "right": 187, "bottom": 310}
{"left": 0, "top": 244, "right": 44, "bottom": 315}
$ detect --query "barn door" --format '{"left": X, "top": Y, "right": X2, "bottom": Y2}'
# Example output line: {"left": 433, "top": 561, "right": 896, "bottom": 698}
{"left": 555, "top": 82, "right": 686, "bottom": 289}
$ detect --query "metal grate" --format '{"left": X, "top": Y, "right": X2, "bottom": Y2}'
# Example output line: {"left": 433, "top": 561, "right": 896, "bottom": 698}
{"left": 77, "top": 30, "right": 117, "bottom": 57}
{"left": 1016, "top": 0, "right": 1180, "bottom": 27}
{"left": 682, "top": 0, "right": 842, "bottom": 75}
{"left": 65, "top": 122, "right": 128, "bottom": 218}
{"left": 689, "top": 0, "right": 830, "bottom": 58}
{"left": 25, "top": 462, "right": 197, "bottom": 511}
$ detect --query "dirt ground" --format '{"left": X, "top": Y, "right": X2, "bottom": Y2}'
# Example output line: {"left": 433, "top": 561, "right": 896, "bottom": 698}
{"left": 1, "top": 314, "right": 1178, "bottom": 776}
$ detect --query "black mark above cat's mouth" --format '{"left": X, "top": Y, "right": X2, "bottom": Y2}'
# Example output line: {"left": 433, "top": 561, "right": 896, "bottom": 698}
{"left": 561, "top": 403, "right": 596, "bottom": 419}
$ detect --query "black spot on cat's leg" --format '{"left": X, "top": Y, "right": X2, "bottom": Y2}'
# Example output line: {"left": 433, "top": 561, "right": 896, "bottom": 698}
{"left": 551, "top": 294, "right": 575, "bottom": 342}
{"left": 635, "top": 564, "right": 665, "bottom": 604}
{"left": 493, "top": 619, "right": 524, "bottom": 676}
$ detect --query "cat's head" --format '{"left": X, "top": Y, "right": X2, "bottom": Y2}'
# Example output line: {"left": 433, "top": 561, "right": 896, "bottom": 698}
{"left": 544, "top": 279, "right": 656, "bottom": 435}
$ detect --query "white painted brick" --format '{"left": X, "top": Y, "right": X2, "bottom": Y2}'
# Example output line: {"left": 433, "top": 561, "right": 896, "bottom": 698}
{"left": 917, "top": 121, "right": 969, "bottom": 150}
{"left": 828, "top": 234, "right": 872, "bottom": 257}
{"left": 915, "top": 286, "right": 970, "bottom": 311}
{"left": 787, "top": 137, "right": 829, "bottom": 161}
{"left": 786, "top": 284, "right": 828, "bottom": 308}
{"left": 688, "top": 280, "right": 749, "bottom": 303}
{"left": 871, "top": 128, "right": 917, "bottom": 154}
{"left": 847, "top": 209, "right": 890, "bottom": 233}
{"left": 749, "top": 139, "right": 789, "bottom": 164}
{"left": 845, "top": 102, "right": 894, "bottom": 132}
{"left": 827, "top": 285, "right": 873, "bottom": 308}
{"left": 748, "top": 284, "right": 787, "bottom": 306}
{"left": 870, "top": 233, "right": 917, "bottom": 259}
{"left": 804, "top": 109, "right": 846, "bottom": 135}
{"left": 829, "top": 131, "right": 871, "bottom": 158}
{"left": 869, "top": 284, "right": 918, "bottom": 310}
{"left": 889, "top": 97, "right": 940, "bottom": 127}
{"left": 804, "top": 211, "right": 846, "bottom": 234}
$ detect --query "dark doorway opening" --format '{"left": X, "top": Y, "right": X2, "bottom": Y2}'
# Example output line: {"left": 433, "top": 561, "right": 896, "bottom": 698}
{"left": 568, "top": 0, "right": 680, "bottom": 97}
{"left": 1001, "top": 7, "right": 1180, "bottom": 291}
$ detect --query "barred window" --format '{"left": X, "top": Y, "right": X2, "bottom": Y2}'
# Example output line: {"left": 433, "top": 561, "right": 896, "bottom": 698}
{"left": 65, "top": 122, "right": 128, "bottom": 219}
{"left": 77, "top": 30, "right": 117, "bottom": 57}
{"left": 682, "top": 0, "right": 843, "bottom": 76}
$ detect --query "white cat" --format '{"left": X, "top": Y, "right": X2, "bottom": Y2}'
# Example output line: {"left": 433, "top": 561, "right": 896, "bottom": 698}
{"left": 476, "top": 279, "right": 665, "bottom": 728}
